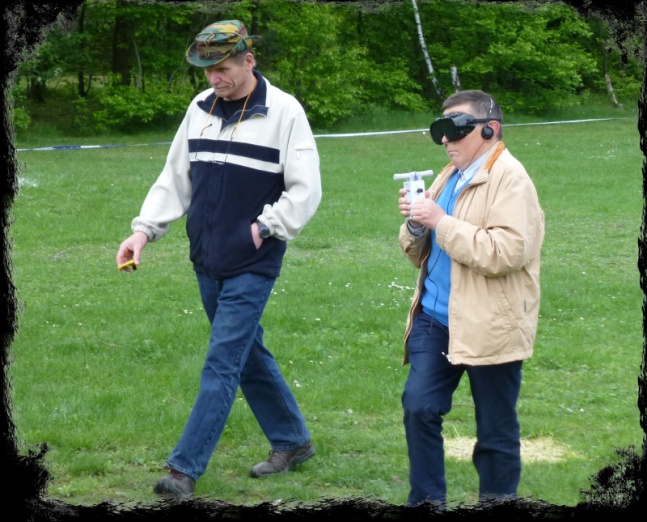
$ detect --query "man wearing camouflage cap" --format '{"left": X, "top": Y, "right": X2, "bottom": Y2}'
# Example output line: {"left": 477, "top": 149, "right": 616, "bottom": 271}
{"left": 116, "top": 20, "right": 321, "bottom": 499}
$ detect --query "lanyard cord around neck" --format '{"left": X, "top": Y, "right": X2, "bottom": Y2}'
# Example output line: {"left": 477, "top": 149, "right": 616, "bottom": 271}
{"left": 200, "top": 87, "right": 253, "bottom": 139}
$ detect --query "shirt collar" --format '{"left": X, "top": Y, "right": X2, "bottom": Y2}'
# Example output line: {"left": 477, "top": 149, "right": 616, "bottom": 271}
{"left": 459, "top": 152, "right": 488, "bottom": 181}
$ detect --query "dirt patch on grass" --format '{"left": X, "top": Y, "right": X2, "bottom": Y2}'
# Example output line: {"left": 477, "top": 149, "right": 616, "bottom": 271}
{"left": 445, "top": 436, "right": 576, "bottom": 462}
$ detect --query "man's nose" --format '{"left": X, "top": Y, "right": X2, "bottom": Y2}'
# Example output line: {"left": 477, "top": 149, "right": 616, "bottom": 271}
{"left": 206, "top": 71, "right": 221, "bottom": 84}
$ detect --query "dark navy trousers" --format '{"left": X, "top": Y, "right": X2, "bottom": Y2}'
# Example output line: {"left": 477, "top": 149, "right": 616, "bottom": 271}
{"left": 402, "top": 312, "right": 523, "bottom": 506}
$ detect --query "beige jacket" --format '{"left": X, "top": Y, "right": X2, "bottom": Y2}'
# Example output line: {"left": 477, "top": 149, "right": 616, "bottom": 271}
{"left": 399, "top": 141, "right": 545, "bottom": 366}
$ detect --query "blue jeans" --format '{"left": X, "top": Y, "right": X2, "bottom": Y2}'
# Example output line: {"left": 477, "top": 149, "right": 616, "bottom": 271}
{"left": 403, "top": 312, "right": 522, "bottom": 506}
{"left": 166, "top": 271, "right": 311, "bottom": 480}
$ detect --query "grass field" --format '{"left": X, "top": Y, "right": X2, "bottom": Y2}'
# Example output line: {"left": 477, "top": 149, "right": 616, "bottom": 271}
{"left": 7, "top": 106, "right": 644, "bottom": 511}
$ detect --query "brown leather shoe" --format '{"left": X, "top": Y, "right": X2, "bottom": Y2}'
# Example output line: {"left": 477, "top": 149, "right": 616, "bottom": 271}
{"left": 153, "top": 468, "right": 196, "bottom": 499}
{"left": 250, "top": 441, "right": 315, "bottom": 478}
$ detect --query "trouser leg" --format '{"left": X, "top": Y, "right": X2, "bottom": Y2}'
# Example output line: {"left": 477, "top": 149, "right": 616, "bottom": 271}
{"left": 240, "top": 324, "right": 311, "bottom": 450}
{"left": 165, "top": 272, "right": 274, "bottom": 479}
{"left": 467, "top": 361, "right": 523, "bottom": 501}
{"left": 402, "top": 313, "right": 463, "bottom": 506}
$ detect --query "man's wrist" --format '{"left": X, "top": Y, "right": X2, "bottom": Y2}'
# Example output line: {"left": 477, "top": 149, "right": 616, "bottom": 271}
{"left": 433, "top": 215, "right": 448, "bottom": 230}
{"left": 256, "top": 220, "right": 271, "bottom": 239}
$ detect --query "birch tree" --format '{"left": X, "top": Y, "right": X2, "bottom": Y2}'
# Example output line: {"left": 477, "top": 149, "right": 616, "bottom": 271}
{"left": 411, "top": 0, "right": 444, "bottom": 99}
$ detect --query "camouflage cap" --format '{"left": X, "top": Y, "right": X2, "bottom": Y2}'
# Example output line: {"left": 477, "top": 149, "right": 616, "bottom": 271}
{"left": 186, "top": 20, "right": 260, "bottom": 68}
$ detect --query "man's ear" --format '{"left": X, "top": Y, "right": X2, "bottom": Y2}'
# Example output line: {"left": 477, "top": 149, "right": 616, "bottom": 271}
{"left": 245, "top": 52, "right": 255, "bottom": 70}
{"left": 484, "top": 119, "right": 501, "bottom": 140}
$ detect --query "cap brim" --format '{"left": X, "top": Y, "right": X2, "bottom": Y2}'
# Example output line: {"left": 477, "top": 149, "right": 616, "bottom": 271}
{"left": 186, "top": 43, "right": 234, "bottom": 67}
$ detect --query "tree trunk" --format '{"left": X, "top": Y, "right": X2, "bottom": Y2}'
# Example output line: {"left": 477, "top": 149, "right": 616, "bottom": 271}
{"left": 27, "top": 77, "right": 47, "bottom": 102}
{"left": 605, "top": 73, "right": 620, "bottom": 108}
{"left": 451, "top": 66, "right": 462, "bottom": 92}
{"left": 411, "top": 0, "right": 444, "bottom": 99}
{"left": 76, "top": 0, "right": 86, "bottom": 97}
{"left": 595, "top": 17, "right": 621, "bottom": 108}
{"left": 112, "top": 0, "right": 136, "bottom": 86}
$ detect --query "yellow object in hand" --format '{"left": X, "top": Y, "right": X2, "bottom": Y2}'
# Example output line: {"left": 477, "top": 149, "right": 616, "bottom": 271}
{"left": 118, "top": 259, "right": 137, "bottom": 271}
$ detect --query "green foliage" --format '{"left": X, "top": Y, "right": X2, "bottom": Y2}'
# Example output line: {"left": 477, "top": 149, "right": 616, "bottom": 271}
{"left": 259, "top": 0, "right": 430, "bottom": 127}
{"left": 483, "top": 2, "right": 599, "bottom": 112}
{"left": 260, "top": 1, "right": 362, "bottom": 126}
{"left": 356, "top": 59, "right": 429, "bottom": 112}
{"left": 17, "top": 1, "right": 112, "bottom": 99}
{"left": 8, "top": 84, "right": 32, "bottom": 131}
{"left": 114, "top": 0, "right": 202, "bottom": 78}
{"left": 10, "top": 107, "right": 32, "bottom": 132}
{"left": 416, "top": 1, "right": 603, "bottom": 113}
{"left": 93, "top": 75, "right": 193, "bottom": 131}
{"left": 10, "top": 0, "right": 643, "bottom": 130}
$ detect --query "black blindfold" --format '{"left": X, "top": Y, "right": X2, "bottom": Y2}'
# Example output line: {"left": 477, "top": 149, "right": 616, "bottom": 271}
{"left": 429, "top": 112, "right": 497, "bottom": 145}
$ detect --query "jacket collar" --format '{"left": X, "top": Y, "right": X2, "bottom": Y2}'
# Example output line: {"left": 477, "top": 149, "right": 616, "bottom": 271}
{"left": 483, "top": 140, "right": 506, "bottom": 171}
{"left": 471, "top": 140, "right": 505, "bottom": 183}
{"left": 440, "top": 140, "right": 506, "bottom": 181}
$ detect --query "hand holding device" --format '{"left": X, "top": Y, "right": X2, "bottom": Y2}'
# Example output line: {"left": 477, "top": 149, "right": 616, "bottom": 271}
{"left": 393, "top": 170, "right": 434, "bottom": 219}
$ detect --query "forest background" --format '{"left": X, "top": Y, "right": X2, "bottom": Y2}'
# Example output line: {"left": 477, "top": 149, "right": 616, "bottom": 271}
{"left": 10, "top": 0, "right": 644, "bottom": 135}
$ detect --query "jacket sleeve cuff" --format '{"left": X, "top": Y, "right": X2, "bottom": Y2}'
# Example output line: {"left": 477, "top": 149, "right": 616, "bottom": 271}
{"left": 131, "top": 219, "right": 166, "bottom": 242}
{"left": 407, "top": 221, "right": 426, "bottom": 236}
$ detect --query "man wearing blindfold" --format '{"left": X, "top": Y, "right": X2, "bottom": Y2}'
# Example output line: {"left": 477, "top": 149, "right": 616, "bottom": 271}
{"left": 396, "top": 90, "right": 545, "bottom": 508}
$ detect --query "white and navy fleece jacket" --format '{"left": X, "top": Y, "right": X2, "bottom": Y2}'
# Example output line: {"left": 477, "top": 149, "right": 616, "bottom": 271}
{"left": 131, "top": 70, "right": 322, "bottom": 279}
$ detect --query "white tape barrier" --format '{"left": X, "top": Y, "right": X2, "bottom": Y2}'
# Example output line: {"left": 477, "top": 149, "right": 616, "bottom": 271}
{"left": 16, "top": 118, "right": 630, "bottom": 152}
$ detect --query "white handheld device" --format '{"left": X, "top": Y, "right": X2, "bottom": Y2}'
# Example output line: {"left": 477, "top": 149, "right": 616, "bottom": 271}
{"left": 393, "top": 170, "right": 434, "bottom": 219}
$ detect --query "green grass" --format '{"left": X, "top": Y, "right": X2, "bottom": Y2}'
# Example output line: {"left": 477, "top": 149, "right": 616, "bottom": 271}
{"left": 8, "top": 106, "right": 643, "bottom": 510}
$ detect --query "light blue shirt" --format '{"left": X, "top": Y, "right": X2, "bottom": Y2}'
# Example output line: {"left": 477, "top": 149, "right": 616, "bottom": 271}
{"left": 454, "top": 152, "right": 488, "bottom": 193}
{"left": 420, "top": 152, "right": 489, "bottom": 324}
